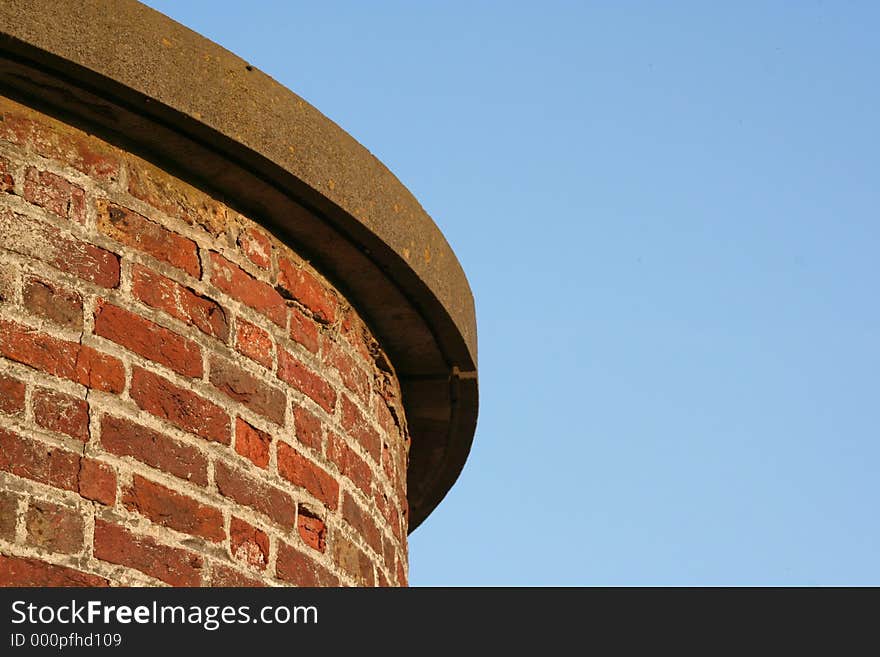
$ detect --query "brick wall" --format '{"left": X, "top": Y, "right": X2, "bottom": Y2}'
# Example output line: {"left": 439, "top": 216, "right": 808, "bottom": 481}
{"left": 0, "top": 95, "right": 409, "bottom": 587}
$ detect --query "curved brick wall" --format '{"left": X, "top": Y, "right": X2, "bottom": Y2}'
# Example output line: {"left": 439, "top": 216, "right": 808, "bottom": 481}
{"left": 0, "top": 95, "right": 409, "bottom": 587}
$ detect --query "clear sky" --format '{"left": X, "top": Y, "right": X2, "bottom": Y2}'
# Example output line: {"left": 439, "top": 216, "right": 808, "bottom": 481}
{"left": 142, "top": 1, "right": 880, "bottom": 585}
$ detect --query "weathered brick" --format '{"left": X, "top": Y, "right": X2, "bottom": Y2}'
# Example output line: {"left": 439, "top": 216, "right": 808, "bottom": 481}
{"left": 293, "top": 405, "right": 323, "bottom": 451}
{"left": 333, "top": 534, "right": 375, "bottom": 586}
{"left": 342, "top": 492, "right": 382, "bottom": 556}
{"left": 235, "top": 318, "right": 273, "bottom": 369}
{"left": 95, "top": 301, "right": 203, "bottom": 378}
{"left": 325, "top": 343, "right": 370, "bottom": 402}
{"left": 0, "top": 103, "right": 119, "bottom": 180}
{"left": 123, "top": 475, "right": 224, "bottom": 542}
{"left": 100, "top": 415, "right": 208, "bottom": 485}
{"left": 276, "top": 542, "right": 339, "bottom": 587}
{"left": 0, "top": 491, "right": 19, "bottom": 540}
{"left": 0, "top": 209, "right": 119, "bottom": 287}
{"left": 78, "top": 460, "right": 116, "bottom": 506}
{"left": 395, "top": 555, "right": 407, "bottom": 587}
{"left": 374, "top": 489, "right": 403, "bottom": 543}
{"left": 93, "top": 520, "right": 203, "bottom": 586}
{"left": 327, "top": 432, "right": 372, "bottom": 497}
{"left": 0, "top": 429, "right": 80, "bottom": 491}
{"left": 0, "top": 262, "right": 16, "bottom": 302}
{"left": 211, "top": 564, "right": 266, "bottom": 587}
{"left": 132, "top": 265, "right": 228, "bottom": 341}
{"left": 0, "top": 319, "right": 125, "bottom": 392}
{"left": 277, "top": 349, "right": 336, "bottom": 413}
{"left": 238, "top": 227, "right": 272, "bottom": 269}
{"left": 0, "top": 156, "right": 14, "bottom": 193}
{"left": 341, "top": 395, "right": 381, "bottom": 462}
{"left": 130, "top": 367, "right": 230, "bottom": 444}
{"left": 209, "top": 253, "right": 286, "bottom": 326}
{"left": 33, "top": 388, "right": 89, "bottom": 441}
{"left": 278, "top": 258, "right": 337, "bottom": 324}
{"left": 127, "top": 162, "right": 225, "bottom": 236}
{"left": 209, "top": 357, "right": 286, "bottom": 425}
{"left": 23, "top": 167, "right": 85, "bottom": 224}
{"left": 23, "top": 277, "right": 83, "bottom": 329}
{"left": 0, "top": 373, "right": 25, "bottom": 415}
{"left": 297, "top": 506, "right": 326, "bottom": 553}
{"left": 96, "top": 200, "right": 200, "bottom": 277}
{"left": 0, "top": 555, "right": 108, "bottom": 587}
{"left": 74, "top": 346, "right": 126, "bottom": 394}
{"left": 25, "top": 500, "right": 84, "bottom": 554}
{"left": 235, "top": 418, "right": 270, "bottom": 469}
{"left": 230, "top": 516, "right": 269, "bottom": 570}
{"left": 214, "top": 461, "right": 295, "bottom": 528}
{"left": 277, "top": 443, "right": 339, "bottom": 510}
{"left": 289, "top": 306, "right": 319, "bottom": 354}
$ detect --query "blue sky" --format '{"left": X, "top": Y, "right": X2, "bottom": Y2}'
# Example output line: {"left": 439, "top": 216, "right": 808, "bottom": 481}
{"left": 142, "top": 1, "right": 880, "bottom": 585}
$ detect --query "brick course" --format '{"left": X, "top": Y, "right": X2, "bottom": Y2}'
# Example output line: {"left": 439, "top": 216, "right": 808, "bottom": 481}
{"left": 0, "top": 95, "right": 409, "bottom": 587}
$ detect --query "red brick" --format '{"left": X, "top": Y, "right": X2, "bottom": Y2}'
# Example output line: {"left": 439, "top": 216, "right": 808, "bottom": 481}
{"left": 293, "top": 406, "right": 323, "bottom": 450}
{"left": 277, "top": 349, "right": 336, "bottom": 413}
{"left": 238, "top": 227, "right": 272, "bottom": 269}
{"left": 78, "top": 460, "right": 116, "bottom": 505}
{"left": 297, "top": 507, "right": 326, "bottom": 553}
{"left": 277, "top": 258, "right": 337, "bottom": 324}
{"left": 0, "top": 555, "right": 108, "bottom": 587}
{"left": 95, "top": 301, "right": 202, "bottom": 378}
{"left": 209, "top": 253, "right": 286, "bottom": 326}
{"left": 276, "top": 542, "right": 339, "bottom": 586}
{"left": 25, "top": 500, "right": 84, "bottom": 554}
{"left": 130, "top": 367, "right": 230, "bottom": 445}
{"left": 0, "top": 107, "right": 119, "bottom": 181}
{"left": 325, "top": 343, "right": 370, "bottom": 402}
{"left": 0, "top": 373, "right": 25, "bottom": 415}
{"left": 332, "top": 534, "right": 374, "bottom": 586}
{"left": 340, "top": 308, "right": 374, "bottom": 362}
{"left": 235, "top": 418, "right": 270, "bottom": 469}
{"left": 0, "top": 156, "right": 14, "bottom": 193}
{"left": 96, "top": 200, "right": 200, "bottom": 278}
{"left": 289, "top": 306, "right": 319, "bottom": 354}
{"left": 100, "top": 415, "right": 208, "bottom": 486}
{"left": 74, "top": 346, "right": 125, "bottom": 394}
{"left": 341, "top": 395, "right": 381, "bottom": 462}
{"left": 0, "top": 318, "right": 124, "bottom": 392}
{"left": 230, "top": 516, "right": 269, "bottom": 569}
{"left": 211, "top": 564, "right": 266, "bottom": 587}
{"left": 277, "top": 443, "right": 339, "bottom": 510}
{"left": 0, "top": 429, "right": 80, "bottom": 491}
{"left": 327, "top": 432, "right": 372, "bottom": 497}
{"left": 0, "top": 491, "right": 20, "bottom": 540}
{"left": 235, "top": 318, "right": 273, "bottom": 369}
{"left": 33, "top": 388, "right": 89, "bottom": 441}
{"left": 132, "top": 265, "right": 228, "bottom": 341}
{"left": 374, "top": 489, "right": 403, "bottom": 543}
{"left": 122, "top": 474, "right": 224, "bottom": 542}
{"left": 23, "top": 167, "right": 85, "bottom": 224}
{"left": 23, "top": 277, "right": 83, "bottom": 329}
{"left": 0, "top": 209, "right": 119, "bottom": 287}
{"left": 214, "top": 461, "right": 295, "bottom": 528}
{"left": 93, "top": 520, "right": 203, "bottom": 586}
{"left": 209, "top": 357, "right": 286, "bottom": 425}
{"left": 342, "top": 492, "right": 382, "bottom": 556}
